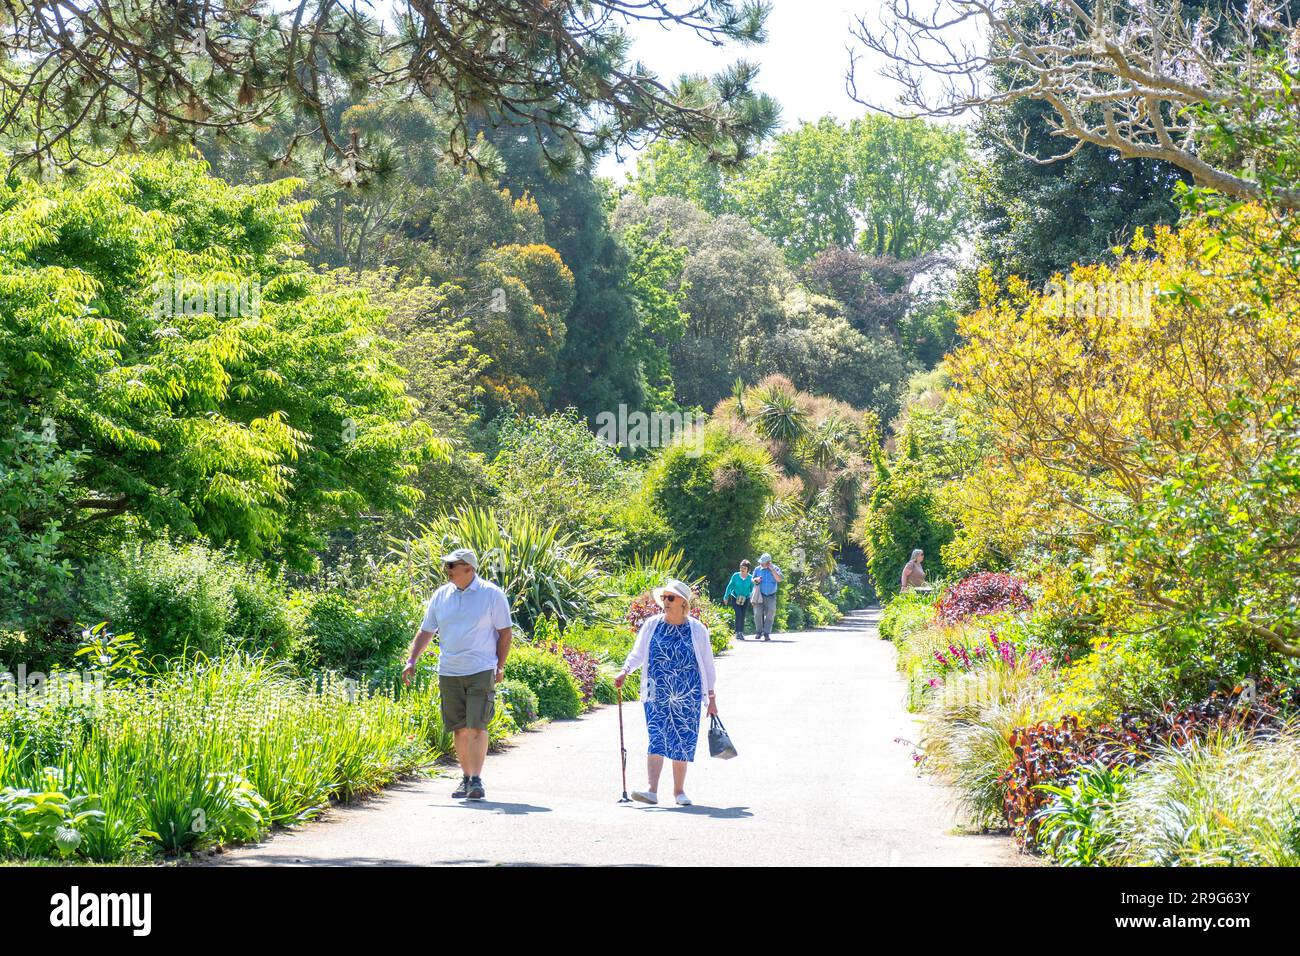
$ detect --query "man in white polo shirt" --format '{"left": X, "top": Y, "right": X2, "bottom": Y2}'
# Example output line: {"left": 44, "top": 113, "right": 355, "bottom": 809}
{"left": 402, "top": 548, "right": 513, "bottom": 801}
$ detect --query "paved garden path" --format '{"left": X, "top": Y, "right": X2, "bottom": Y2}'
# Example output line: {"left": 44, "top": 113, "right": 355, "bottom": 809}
{"left": 215, "top": 609, "right": 1024, "bottom": 866}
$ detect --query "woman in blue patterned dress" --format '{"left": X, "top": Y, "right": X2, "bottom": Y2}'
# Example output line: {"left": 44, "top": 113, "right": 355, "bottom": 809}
{"left": 615, "top": 579, "right": 718, "bottom": 807}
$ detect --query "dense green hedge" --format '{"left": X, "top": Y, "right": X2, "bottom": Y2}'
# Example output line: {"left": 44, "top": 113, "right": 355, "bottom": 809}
{"left": 503, "top": 645, "right": 584, "bottom": 720}
{"left": 110, "top": 541, "right": 303, "bottom": 664}
{"left": 643, "top": 426, "right": 774, "bottom": 587}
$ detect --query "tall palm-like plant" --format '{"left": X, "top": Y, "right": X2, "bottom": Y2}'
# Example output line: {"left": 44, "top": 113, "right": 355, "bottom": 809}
{"left": 389, "top": 506, "right": 611, "bottom": 633}
{"left": 749, "top": 382, "right": 810, "bottom": 447}
{"left": 721, "top": 377, "right": 879, "bottom": 541}
{"left": 799, "top": 414, "right": 849, "bottom": 471}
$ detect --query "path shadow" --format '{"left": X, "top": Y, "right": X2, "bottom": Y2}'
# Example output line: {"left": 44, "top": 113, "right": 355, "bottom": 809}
{"left": 630, "top": 805, "right": 753, "bottom": 819}
{"left": 481, "top": 860, "right": 658, "bottom": 867}
{"left": 330, "top": 858, "right": 657, "bottom": 867}
{"left": 446, "top": 800, "right": 553, "bottom": 815}
{"left": 210, "top": 853, "right": 659, "bottom": 867}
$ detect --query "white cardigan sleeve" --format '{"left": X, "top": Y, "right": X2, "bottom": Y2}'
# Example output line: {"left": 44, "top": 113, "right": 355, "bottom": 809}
{"left": 692, "top": 619, "right": 716, "bottom": 694}
{"left": 619, "top": 615, "right": 657, "bottom": 678}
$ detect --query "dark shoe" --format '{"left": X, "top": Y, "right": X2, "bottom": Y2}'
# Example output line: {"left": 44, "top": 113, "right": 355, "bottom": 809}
{"left": 736, "top": 634, "right": 745, "bottom": 641}
{"left": 764, "top": 635, "right": 772, "bottom": 642}
{"left": 452, "top": 776, "right": 471, "bottom": 799}
{"left": 466, "top": 776, "right": 485, "bottom": 801}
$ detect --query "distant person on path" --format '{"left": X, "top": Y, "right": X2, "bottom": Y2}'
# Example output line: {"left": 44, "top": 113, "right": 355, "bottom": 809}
{"left": 615, "top": 579, "right": 717, "bottom": 807}
{"left": 752, "top": 553, "right": 782, "bottom": 641}
{"left": 403, "top": 548, "right": 513, "bottom": 802}
{"left": 901, "top": 549, "right": 928, "bottom": 593}
{"left": 722, "top": 559, "right": 756, "bottom": 641}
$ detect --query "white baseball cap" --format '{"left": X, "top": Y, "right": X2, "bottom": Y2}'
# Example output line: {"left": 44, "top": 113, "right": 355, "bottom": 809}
{"left": 440, "top": 548, "right": 478, "bottom": 569}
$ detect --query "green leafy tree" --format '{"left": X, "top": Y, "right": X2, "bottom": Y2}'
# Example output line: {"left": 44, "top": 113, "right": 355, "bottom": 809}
{"left": 487, "top": 409, "right": 633, "bottom": 554}
{"left": 0, "top": 417, "right": 81, "bottom": 629}
{"left": 620, "top": 222, "right": 690, "bottom": 410}
{"left": 613, "top": 195, "right": 790, "bottom": 409}
{"left": 471, "top": 243, "right": 576, "bottom": 411}
{"left": 847, "top": 115, "right": 969, "bottom": 260}
{"left": 629, "top": 139, "right": 729, "bottom": 215}
{"left": 726, "top": 117, "right": 857, "bottom": 265}
{"left": 319, "top": 269, "right": 487, "bottom": 444}
{"left": 495, "top": 130, "right": 648, "bottom": 417}
{"left": 747, "top": 289, "right": 914, "bottom": 421}
{"left": 631, "top": 115, "right": 969, "bottom": 267}
{"left": 0, "top": 154, "right": 437, "bottom": 573}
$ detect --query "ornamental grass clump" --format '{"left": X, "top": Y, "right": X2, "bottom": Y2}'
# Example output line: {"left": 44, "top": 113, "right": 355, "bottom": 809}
{"left": 917, "top": 663, "right": 1049, "bottom": 830}
{"left": 0, "top": 655, "right": 451, "bottom": 861}
{"left": 1095, "top": 726, "right": 1300, "bottom": 867}
{"left": 1002, "top": 680, "right": 1300, "bottom": 848}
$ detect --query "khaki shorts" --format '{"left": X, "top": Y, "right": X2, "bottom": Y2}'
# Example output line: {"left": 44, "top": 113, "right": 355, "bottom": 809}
{"left": 439, "top": 669, "right": 496, "bottom": 731}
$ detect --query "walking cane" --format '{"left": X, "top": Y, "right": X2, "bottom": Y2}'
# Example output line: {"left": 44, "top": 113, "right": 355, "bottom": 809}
{"left": 617, "top": 681, "right": 632, "bottom": 803}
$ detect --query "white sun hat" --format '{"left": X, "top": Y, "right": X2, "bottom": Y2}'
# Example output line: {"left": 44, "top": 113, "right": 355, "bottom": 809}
{"left": 651, "top": 578, "right": 694, "bottom": 608}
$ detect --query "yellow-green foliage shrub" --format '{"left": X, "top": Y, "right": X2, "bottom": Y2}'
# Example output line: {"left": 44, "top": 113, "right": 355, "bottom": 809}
{"left": 1039, "top": 625, "right": 1246, "bottom": 728}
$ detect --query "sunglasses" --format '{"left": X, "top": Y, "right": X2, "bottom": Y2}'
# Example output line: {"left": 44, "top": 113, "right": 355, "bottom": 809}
{"left": 443, "top": 561, "right": 468, "bottom": 572}
{"left": 661, "top": 593, "right": 678, "bottom": 603}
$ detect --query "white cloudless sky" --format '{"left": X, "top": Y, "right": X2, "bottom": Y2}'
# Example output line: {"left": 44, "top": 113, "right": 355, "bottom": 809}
{"left": 596, "top": 1, "right": 980, "bottom": 181}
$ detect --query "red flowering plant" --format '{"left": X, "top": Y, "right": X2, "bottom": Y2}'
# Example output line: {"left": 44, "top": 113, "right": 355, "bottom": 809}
{"left": 934, "top": 572, "right": 1032, "bottom": 625}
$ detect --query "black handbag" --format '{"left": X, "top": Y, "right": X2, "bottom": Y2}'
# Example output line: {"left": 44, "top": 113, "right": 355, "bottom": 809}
{"left": 708, "top": 714, "right": 737, "bottom": 759}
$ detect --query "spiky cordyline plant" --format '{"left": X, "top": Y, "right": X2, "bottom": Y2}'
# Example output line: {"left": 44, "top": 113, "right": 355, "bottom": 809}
{"left": 391, "top": 505, "right": 611, "bottom": 633}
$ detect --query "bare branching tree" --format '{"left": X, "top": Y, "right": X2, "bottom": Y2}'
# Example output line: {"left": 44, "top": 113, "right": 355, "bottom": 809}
{"left": 0, "top": 0, "right": 779, "bottom": 177}
{"left": 848, "top": 0, "right": 1300, "bottom": 208}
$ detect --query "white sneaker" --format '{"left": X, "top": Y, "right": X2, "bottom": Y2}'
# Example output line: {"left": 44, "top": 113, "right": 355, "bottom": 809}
{"left": 675, "top": 792, "right": 692, "bottom": 806}
{"left": 632, "top": 790, "right": 658, "bottom": 805}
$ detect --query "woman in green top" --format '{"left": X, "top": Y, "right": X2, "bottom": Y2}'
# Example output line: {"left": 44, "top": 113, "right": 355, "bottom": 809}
{"left": 723, "top": 559, "right": 755, "bottom": 641}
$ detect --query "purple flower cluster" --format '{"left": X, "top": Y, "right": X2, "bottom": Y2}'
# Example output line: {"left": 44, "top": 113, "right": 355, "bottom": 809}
{"left": 928, "top": 630, "right": 1051, "bottom": 682}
